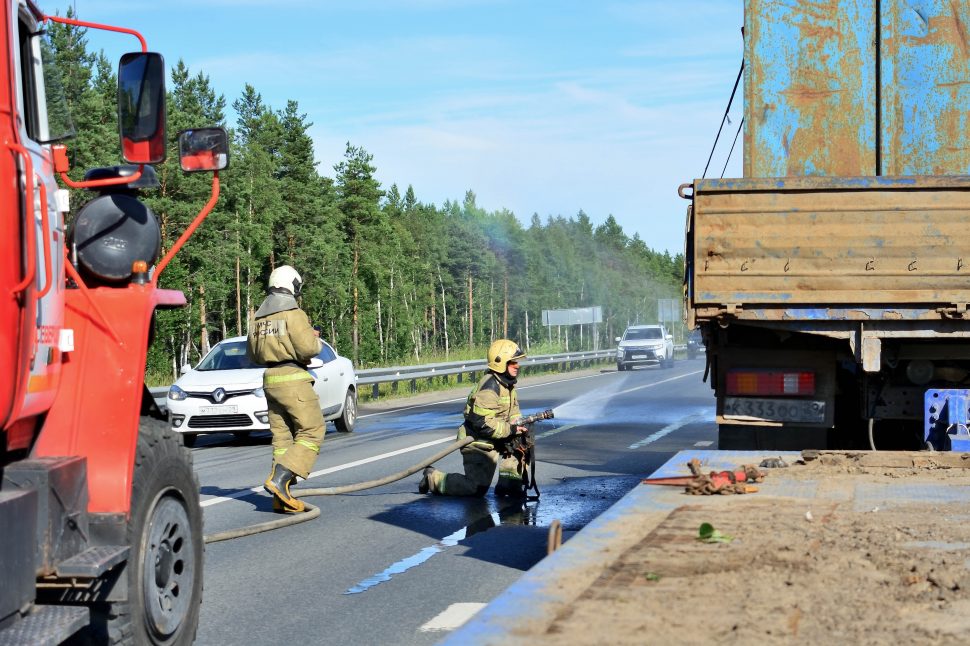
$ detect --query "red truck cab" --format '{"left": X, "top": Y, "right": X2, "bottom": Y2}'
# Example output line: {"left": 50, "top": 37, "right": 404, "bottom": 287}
{"left": 1, "top": 3, "right": 227, "bottom": 643}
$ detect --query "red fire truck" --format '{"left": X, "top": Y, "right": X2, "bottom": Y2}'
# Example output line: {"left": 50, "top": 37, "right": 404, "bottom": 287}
{"left": 0, "top": 2, "right": 226, "bottom": 643}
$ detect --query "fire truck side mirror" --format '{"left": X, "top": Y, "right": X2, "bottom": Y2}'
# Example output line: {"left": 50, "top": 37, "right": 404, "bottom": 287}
{"left": 52, "top": 144, "right": 70, "bottom": 174}
{"left": 178, "top": 127, "right": 230, "bottom": 173}
{"left": 118, "top": 52, "right": 166, "bottom": 165}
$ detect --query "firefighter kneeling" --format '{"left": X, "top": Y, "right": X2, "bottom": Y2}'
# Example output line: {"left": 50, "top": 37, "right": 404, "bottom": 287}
{"left": 248, "top": 265, "right": 325, "bottom": 513}
{"left": 420, "top": 339, "right": 530, "bottom": 497}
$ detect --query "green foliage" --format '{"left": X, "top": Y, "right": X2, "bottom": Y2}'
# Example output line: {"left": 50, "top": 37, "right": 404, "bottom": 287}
{"left": 697, "top": 522, "right": 733, "bottom": 543}
{"left": 51, "top": 29, "right": 683, "bottom": 379}
{"left": 359, "top": 354, "right": 614, "bottom": 402}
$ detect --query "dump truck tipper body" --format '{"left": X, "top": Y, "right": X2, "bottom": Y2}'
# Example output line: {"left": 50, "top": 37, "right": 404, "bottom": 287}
{"left": 686, "top": 0, "right": 970, "bottom": 450}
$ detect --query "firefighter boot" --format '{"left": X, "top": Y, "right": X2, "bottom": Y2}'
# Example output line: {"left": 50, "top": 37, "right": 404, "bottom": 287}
{"left": 271, "top": 472, "right": 300, "bottom": 513}
{"left": 418, "top": 467, "right": 436, "bottom": 494}
{"left": 264, "top": 463, "right": 305, "bottom": 512}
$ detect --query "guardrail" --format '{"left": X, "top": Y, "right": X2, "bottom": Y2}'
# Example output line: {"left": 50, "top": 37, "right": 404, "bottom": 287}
{"left": 357, "top": 349, "right": 616, "bottom": 399}
{"left": 149, "top": 345, "right": 688, "bottom": 402}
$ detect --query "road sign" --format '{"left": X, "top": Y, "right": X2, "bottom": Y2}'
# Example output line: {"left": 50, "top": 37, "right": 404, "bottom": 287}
{"left": 541, "top": 306, "right": 603, "bottom": 326}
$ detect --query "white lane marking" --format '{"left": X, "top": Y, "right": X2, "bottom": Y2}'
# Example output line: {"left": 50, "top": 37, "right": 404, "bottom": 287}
{"left": 628, "top": 413, "right": 706, "bottom": 449}
{"left": 200, "top": 436, "right": 454, "bottom": 508}
{"left": 694, "top": 441, "right": 714, "bottom": 447}
{"left": 536, "top": 423, "right": 577, "bottom": 439}
{"left": 346, "top": 514, "right": 500, "bottom": 594}
{"left": 357, "top": 371, "right": 611, "bottom": 419}
{"left": 419, "top": 603, "right": 487, "bottom": 633}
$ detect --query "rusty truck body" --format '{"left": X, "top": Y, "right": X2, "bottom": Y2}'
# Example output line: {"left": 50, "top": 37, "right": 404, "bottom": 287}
{"left": 684, "top": 0, "right": 970, "bottom": 450}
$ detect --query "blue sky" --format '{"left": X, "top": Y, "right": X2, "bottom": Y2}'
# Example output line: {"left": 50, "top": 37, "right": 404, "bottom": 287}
{"left": 52, "top": 0, "right": 745, "bottom": 255}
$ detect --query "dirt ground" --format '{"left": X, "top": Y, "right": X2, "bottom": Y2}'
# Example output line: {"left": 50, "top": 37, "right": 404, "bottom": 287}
{"left": 536, "top": 453, "right": 970, "bottom": 645}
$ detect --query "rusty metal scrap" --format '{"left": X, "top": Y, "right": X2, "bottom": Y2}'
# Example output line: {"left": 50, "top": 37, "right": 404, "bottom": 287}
{"left": 641, "top": 459, "right": 764, "bottom": 495}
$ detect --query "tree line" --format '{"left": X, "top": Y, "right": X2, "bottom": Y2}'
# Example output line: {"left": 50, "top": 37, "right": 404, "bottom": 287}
{"left": 49, "top": 14, "right": 683, "bottom": 381}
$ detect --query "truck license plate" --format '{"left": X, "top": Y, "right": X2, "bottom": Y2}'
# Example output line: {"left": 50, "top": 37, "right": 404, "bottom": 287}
{"left": 200, "top": 405, "right": 238, "bottom": 415}
{"left": 723, "top": 397, "right": 824, "bottom": 424}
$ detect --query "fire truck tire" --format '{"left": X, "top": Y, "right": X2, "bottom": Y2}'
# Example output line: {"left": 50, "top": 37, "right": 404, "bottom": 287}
{"left": 94, "top": 419, "right": 204, "bottom": 645}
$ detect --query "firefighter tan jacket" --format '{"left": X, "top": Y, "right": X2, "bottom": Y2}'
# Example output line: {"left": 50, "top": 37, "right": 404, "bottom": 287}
{"left": 458, "top": 372, "right": 522, "bottom": 450}
{"left": 247, "top": 301, "right": 322, "bottom": 383}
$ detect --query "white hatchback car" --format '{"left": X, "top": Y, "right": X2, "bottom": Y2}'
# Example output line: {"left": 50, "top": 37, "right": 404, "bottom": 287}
{"left": 167, "top": 336, "right": 358, "bottom": 447}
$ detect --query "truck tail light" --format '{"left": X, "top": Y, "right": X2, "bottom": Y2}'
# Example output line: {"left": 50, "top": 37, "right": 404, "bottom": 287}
{"left": 726, "top": 370, "right": 815, "bottom": 396}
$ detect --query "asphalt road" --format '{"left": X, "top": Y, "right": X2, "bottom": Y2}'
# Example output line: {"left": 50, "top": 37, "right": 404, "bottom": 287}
{"left": 189, "top": 357, "right": 716, "bottom": 645}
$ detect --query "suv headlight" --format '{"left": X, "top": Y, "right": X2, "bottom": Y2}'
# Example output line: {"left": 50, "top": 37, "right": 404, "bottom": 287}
{"left": 616, "top": 348, "right": 623, "bottom": 356}
{"left": 254, "top": 387, "right": 265, "bottom": 398}
{"left": 168, "top": 385, "right": 187, "bottom": 401}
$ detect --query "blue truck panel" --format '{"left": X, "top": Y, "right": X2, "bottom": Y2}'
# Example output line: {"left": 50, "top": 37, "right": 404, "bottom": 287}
{"left": 881, "top": 1, "right": 970, "bottom": 175}
{"left": 745, "top": 0, "right": 970, "bottom": 177}
{"left": 744, "top": 0, "right": 876, "bottom": 177}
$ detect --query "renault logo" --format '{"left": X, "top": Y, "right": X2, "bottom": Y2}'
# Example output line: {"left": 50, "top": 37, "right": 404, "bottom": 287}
{"left": 212, "top": 388, "right": 226, "bottom": 403}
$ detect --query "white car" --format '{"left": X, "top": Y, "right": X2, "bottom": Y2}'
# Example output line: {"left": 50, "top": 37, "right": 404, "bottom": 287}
{"left": 167, "top": 336, "right": 358, "bottom": 447}
{"left": 616, "top": 324, "right": 674, "bottom": 371}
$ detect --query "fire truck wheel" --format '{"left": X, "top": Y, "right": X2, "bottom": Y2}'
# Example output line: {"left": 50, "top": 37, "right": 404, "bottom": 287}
{"left": 100, "top": 419, "right": 204, "bottom": 645}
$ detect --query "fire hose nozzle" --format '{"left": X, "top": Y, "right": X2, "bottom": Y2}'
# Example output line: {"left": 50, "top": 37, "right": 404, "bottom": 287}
{"left": 519, "top": 409, "right": 555, "bottom": 425}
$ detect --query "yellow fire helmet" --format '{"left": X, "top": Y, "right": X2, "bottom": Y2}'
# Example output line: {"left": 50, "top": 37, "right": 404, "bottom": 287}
{"left": 487, "top": 339, "right": 527, "bottom": 373}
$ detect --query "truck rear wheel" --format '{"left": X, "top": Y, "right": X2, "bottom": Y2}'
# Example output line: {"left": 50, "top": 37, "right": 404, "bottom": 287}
{"left": 91, "top": 419, "right": 203, "bottom": 644}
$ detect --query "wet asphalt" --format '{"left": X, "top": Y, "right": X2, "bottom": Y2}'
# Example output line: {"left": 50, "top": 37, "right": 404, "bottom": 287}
{"left": 189, "top": 358, "right": 716, "bottom": 645}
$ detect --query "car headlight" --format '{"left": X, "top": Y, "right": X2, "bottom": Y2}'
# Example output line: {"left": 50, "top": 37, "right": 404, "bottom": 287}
{"left": 168, "top": 385, "right": 187, "bottom": 401}
{"left": 254, "top": 387, "right": 265, "bottom": 398}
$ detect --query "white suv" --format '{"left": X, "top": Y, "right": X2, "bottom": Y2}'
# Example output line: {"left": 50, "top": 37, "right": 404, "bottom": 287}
{"left": 616, "top": 325, "right": 674, "bottom": 371}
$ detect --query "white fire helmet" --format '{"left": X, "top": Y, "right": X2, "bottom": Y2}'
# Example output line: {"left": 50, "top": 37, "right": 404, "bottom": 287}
{"left": 268, "top": 265, "right": 303, "bottom": 296}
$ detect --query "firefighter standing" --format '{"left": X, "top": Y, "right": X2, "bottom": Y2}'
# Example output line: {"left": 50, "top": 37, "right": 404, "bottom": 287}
{"left": 419, "top": 339, "right": 529, "bottom": 496}
{"left": 247, "top": 265, "right": 324, "bottom": 513}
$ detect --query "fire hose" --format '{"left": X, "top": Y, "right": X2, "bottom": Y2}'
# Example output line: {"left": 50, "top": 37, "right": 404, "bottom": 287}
{"left": 202, "top": 436, "right": 475, "bottom": 543}
{"left": 204, "top": 409, "right": 554, "bottom": 543}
